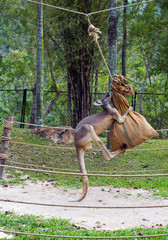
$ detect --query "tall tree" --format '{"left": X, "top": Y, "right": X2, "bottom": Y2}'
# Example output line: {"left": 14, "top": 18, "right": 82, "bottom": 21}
{"left": 42, "top": 0, "right": 109, "bottom": 127}
{"left": 60, "top": 2, "right": 99, "bottom": 127}
{"left": 36, "top": 0, "right": 43, "bottom": 125}
{"left": 128, "top": 2, "right": 163, "bottom": 113}
{"left": 107, "top": 0, "right": 118, "bottom": 149}
{"left": 122, "top": 0, "right": 128, "bottom": 77}
{"left": 108, "top": 0, "right": 118, "bottom": 91}
{"left": 64, "top": 19, "right": 93, "bottom": 127}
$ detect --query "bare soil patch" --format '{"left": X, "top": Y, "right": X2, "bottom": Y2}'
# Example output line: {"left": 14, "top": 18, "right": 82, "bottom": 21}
{"left": 0, "top": 180, "right": 168, "bottom": 235}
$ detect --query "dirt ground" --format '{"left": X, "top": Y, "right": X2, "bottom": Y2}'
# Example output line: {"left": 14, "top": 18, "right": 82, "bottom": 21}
{"left": 0, "top": 180, "right": 168, "bottom": 238}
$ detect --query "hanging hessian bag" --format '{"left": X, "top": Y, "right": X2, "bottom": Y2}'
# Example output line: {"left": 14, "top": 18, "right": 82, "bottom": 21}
{"left": 110, "top": 75, "right": 158, "bottom": 151}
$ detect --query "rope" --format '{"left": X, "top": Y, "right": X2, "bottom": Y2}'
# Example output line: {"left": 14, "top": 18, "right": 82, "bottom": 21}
{"left": 3, "top": 119, "right": 14, "bottom": 130}
{"left": 1, "top": 136, "right": 11, "bottom": 141}
{"left": 1, "top": 164, "right": 168, "bottom": 177}
{"left": 9, "top": 140, "right": 76, "bottom": 150}
{"left": 129, "top": 148, "right": 168, "bottom": 152}
{"left": 0, "top": 198, "right": 167, "bottom": 209}
{"left": 0, "top": 229, "right": 168, "bottom": 239}
{"left": 0, "top": 153, "right": 8, "bottom": 160}
{"left": 26, "top": 0, "right": 87, "bottom": 15}
{"left": 26, "top": 0, "right": 155, "bottom": 16}
{"left": 156, "top": 129, "right": 168, "bottom": 132}
{"left": 14, "top": 120, "right": 168, "bottom": 132}
{"left": 87, "top": 17, "right": 114, "bottom": 87}
{"left": 14, "top": 120, "right": 73, "bottom": 130}
{"left": 9, "top": 139, "right": 168, "bottom": 152}
{"left": 86, "top": 0, "right": 155, "bottom": 16}
{"left": 7, "top": 160, "right": 168, "bottom": 174}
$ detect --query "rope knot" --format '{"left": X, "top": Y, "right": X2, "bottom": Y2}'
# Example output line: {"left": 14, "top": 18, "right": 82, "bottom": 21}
{"left": 88, "top": 24, "right": 101, "bottom": 41}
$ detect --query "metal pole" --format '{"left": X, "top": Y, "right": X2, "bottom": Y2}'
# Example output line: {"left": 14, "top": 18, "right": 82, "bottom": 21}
{"left": 134, "top": 91, "right": 137, "bottom": 111}
{"left": 20, "top": 89, "right": 27, "bottom": 128}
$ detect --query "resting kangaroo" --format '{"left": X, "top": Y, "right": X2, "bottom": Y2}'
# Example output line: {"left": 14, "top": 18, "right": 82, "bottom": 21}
{"left": 73, "top": 93, "right": 133, "bottom": 201}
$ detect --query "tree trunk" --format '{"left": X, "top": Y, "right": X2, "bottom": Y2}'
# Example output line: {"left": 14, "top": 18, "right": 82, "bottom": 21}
{"left": 43, "top": 92, "right": 61, "bottom": 121}
{"left": 31, "top": 41, "right": 36, "bottom": 84}
{"left": 108, "top": 0, "right": 118, "bottom": 91}
{"left": 30, "top": 41, "right": 36, "bottom": 126}
{"left": 107, "top": 0, "right": 118, "bottom": 149}
{"left": 30, "top": 84, "right": 36, "bottom": 127}
{"left": 139, "top": 41, "right": 156, "bottom": 114}
{"left": 122, "top": 0, "right": 128, "bottom": 77}
{"left": 139, "top": 75, "right": 148, "bottom": 114}
{"left": 94, "top": 67, "right": 99, "bottom": 99}
{"left": 63, "top": 20, "right": 94, "bottom": 128}
{"left": 42, "top": 35, "right": 63, "bottom": 121}
{"left": 67, "top": 59, "right": 92, "bottom": 128}
{"left": 36, "top": 0, "right": 43, "bottom": 125}
{"left": 67, "top": 69, "right": 72, "bottom": 126}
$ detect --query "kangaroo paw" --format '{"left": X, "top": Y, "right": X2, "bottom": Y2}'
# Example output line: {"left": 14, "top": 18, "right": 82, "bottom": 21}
{"left": 128, "top": 106, "right": 133, "bottom": 112}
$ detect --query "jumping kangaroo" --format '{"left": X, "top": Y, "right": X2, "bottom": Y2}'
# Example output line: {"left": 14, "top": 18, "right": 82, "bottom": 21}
{"left": 73, "top": 93, "right": 133, "bottom": 201}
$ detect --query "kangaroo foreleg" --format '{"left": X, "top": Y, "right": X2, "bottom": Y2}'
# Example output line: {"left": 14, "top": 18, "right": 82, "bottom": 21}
{"left": 114, "top": 106, "right": 133, "bottom": 124}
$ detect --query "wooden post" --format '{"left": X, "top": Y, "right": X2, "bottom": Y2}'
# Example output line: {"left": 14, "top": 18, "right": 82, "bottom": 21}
{"left": 0, "top": 116, "right": 14, "bottom": 178}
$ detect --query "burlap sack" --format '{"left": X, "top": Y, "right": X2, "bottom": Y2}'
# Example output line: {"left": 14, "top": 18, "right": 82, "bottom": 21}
{"left": 110, "top": 75, "right": 158, "bottom": 151}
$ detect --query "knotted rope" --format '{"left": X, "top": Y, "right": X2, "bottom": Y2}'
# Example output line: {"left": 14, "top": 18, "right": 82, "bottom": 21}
{"left": 87, "top": 16, "right": 114, "bottom": 89}
{"left": 3, "top": 119, "right": 14, "bottom": 130}
{"left": 1, "top": 136, "right": 11, "bottom": 141}
{"left": 0, "top": 153, "right": 8, "bottom": 160}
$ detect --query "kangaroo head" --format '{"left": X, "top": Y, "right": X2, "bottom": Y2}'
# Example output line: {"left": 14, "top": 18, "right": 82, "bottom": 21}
{"left": 93, "top": 93, "right": 111, "bottom": 107}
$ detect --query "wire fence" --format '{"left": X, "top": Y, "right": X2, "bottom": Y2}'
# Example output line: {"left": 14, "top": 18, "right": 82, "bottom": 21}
{"left": 0, "top": 89, "right": 168, "bottom": 137}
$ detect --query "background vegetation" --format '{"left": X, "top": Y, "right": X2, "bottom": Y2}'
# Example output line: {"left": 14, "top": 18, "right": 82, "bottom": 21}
{"left": 0, "top": 0, "right": 167, "bottom": 129}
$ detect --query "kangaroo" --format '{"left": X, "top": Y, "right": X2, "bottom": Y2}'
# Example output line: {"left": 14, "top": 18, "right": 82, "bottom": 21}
{"left": 73, "top": 93, "right": 132, "bottom": 201}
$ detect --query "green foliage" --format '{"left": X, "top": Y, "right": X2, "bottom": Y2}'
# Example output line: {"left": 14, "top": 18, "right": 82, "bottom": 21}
{"left": 0, "top": 50, "right": 32, "bottom": 87}
{"left": 0, "top": 212, "right": 168, "bottom": 239}
{"left": 43, "top": 92, "right": 68, "bottom": 126}
{"left": 0, "top": 0, "right": 167, "bottom": 127}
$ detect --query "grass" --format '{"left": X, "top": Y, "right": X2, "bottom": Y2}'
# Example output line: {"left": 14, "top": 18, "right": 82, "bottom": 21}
{"left": 0, "top": 212, "right": 168, "bottom": 239}
{"left": 0, "top": 127, "right": 167, "bottom": 198}
{"left": 0, "top": 127, "right": 168, "bottom": 239}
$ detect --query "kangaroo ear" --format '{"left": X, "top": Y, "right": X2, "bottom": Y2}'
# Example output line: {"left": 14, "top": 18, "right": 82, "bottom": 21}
{"left": 93, "top": 99, "right": 103, "bottom": 106}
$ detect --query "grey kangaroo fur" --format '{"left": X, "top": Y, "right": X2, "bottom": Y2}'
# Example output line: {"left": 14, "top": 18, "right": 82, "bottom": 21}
{"left": 73, "top": 93, "right": 133, "bottom": 201}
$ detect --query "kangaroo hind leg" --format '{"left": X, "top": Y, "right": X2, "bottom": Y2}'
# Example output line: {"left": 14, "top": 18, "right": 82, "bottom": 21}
{"left": 88, "top": 125, "right": 127, "bottom": 160}
{"left": 87, "top": 125, "right": 113, "bottom": 161}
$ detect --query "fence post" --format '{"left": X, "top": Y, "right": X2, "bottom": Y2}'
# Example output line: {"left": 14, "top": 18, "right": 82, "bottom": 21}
{"left": 133, "top": 91, "right": 137, "bottom": 111}
{"left": 20, "top": 89, "right": 27, "bottom": 128}
{"left": 0, "top": 116, "right": 14, "bottom": 178}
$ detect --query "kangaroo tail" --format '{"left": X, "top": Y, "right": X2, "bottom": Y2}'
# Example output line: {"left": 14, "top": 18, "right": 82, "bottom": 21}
{"left": 70, "top": 148, "right": 89, "bottom": 202}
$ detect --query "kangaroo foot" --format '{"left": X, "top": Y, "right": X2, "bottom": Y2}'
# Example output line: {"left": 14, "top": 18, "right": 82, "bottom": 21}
{"left": 109, "top": 145, "right": 127, "bottom": 159}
